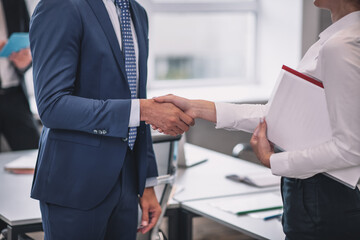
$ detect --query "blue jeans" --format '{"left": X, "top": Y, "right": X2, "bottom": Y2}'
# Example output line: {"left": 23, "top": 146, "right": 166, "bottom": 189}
{"left": 281, "top": 174, "right": 360, "bottom": 240}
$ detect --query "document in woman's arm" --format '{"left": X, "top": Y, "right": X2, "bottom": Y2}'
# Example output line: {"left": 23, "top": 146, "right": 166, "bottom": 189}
{"left": 266, "top": 65, "right": 331, "bottom": 152}
{"left": 266, "top": 65, "right": 360, "bottom": 189}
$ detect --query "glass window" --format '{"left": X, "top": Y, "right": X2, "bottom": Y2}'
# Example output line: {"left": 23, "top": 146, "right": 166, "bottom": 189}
{"left": 139, "top": 0, "right": 257, "bottom": 88}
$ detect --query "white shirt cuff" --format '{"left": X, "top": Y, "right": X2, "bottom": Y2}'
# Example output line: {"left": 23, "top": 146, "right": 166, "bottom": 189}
{"left": 129, "top": 99, "right": 140, "bottom": 127}
{"left": 270, "top": 152, "right": 290, "bottom": 177}
{"left": 215, "top": 102, "right": 236, "bottom": 129}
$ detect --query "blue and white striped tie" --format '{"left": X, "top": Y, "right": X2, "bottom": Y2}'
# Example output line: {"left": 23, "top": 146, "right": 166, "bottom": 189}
{"left": 115, "top": 0, "right": 137, "bottom": 150}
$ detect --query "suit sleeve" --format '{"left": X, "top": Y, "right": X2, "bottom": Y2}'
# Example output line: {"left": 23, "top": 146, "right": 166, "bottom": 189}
{"left": 145, "top": 125, "right": 158, "bottom": 178}
{"left": 141, "top": 7, "right": 158, "bottom": 178}
{"left": 30, "top": 0, "right": 131, "bottom": 138}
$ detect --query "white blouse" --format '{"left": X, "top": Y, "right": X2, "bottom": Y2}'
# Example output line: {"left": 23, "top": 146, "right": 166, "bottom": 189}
{"left": 215, "top": 11, "right": 360, "bottom": 181}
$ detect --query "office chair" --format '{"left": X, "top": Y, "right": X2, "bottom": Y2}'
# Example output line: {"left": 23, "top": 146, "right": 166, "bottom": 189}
{"left": 232, "top": 143, "right": 282, "bottom": 164}
{"left": 232, "top": 143, "right": 260, "bottom": 164}
{"left": 139, "top": 132, "right": 181, "bottom": 240}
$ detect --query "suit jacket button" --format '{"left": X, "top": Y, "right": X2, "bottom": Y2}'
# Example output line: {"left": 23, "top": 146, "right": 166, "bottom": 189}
{"left": 93, "top": 130, "right": 98, "bottom": 134}
{"left": 103, "top": 130, "right": 107, "bottom": 135}
{"left": 122, "top": 137, "right": 128, "bottom": 142}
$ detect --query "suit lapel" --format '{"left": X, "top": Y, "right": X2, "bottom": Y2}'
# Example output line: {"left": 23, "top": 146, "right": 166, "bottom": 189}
{"left": 130, "top": 0, "right": 147, "bottom": 98}
{"left": 85, "top": 0, "right": 126, "bottom": 80}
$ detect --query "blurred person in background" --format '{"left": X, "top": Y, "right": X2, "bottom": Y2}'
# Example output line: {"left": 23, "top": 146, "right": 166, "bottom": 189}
{"left": 0, "top": 0, "right": 40, "bottom": 152}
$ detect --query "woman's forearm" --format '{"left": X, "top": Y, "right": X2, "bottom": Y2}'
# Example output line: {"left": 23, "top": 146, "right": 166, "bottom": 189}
{"left": 190, "top": 100, "right": 217, "bottom": 123}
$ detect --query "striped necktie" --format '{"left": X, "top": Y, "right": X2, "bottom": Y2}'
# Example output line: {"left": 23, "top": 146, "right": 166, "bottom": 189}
{"left": 115, "top": 0, "right": 137, "bottom": 150}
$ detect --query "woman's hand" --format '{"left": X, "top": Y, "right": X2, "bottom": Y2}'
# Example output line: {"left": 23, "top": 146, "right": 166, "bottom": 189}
{"left": 154, "top": 94, "right": 196, "bottom": 118}
{"left": 250, "top": 118, "right": 274, "bottom": 168}
{"left": 0, "top": 40, "right": 6, "bottom": 51}
{"left": 152, "top": 94, "right": 196, "bottom": 133}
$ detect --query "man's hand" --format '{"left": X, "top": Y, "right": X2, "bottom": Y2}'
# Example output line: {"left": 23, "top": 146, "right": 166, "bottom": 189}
{"left": 0, "top": 40, "right": 6, "bottom": 51}
{"left": 140, "top": 99, "right": 194, "bottom": 136}
{"left": 9, "top": 48, "right": 32, "bottom": 70}
{"left": 250, "top": 118, "right": 274, "bottom": 168}
{"left": 138, "top": 187, "right": 161, "bottom": 234}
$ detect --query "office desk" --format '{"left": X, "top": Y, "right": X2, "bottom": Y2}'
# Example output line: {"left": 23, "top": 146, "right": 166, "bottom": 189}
{"left": 0, "top": 150, "right": 42, "bottom": 240}
{"left": 174, "top": 144, "right": 278, "bottom": 203}
{"left": 0, "top": 146, "right": 281, "bottom": 240}
{"left": 182, "top": 192, "right": 285, "bottom": 240}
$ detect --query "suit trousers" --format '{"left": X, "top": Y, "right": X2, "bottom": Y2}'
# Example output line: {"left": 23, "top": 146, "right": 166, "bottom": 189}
{"left": 0, "top": 87, "right": 39, "bottom": 151}
{"left": 40, "top": 148, "right": 139, "bottom": 240}
{"left": 281, "top": 174, "right": 360, "bottom": 240}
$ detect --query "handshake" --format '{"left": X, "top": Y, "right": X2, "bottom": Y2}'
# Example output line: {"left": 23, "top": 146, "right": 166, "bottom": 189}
{"left": 140, "top": 94, "right": 273, "bottom": 169}
{"left": 140, "top": 94, "right": 216, "bottom": 136}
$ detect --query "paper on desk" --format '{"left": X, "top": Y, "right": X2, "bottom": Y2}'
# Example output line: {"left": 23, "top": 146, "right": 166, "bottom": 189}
{"left": 4, "top": 151, "right": 37, "bottom": 174}
{"left": 266, "top": 66, "right": 360, "bottom": 189}
{"left": 210, "top": 192, "right": 283, "bottom": 216}
{"left": 0, "top": 33, "right": 30, "bottom": 57}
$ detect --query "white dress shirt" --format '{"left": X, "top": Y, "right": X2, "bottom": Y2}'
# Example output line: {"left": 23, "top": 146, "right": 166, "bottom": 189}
{"left": 215, "top": 11, "right": 360, "bottom": 180}
{"left": 103, "top": 0, "right": 140, "bottom": 127}
{"left": 0, "top": 1, "right": 21, "bottom": 89}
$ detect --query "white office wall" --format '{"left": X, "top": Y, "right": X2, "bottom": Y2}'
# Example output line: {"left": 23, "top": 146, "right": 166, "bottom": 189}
{"left": 256, "top": 0, "right": 303, "bottom": 88}
{"left": 302, "top": 0, "right": 321, "bottom": 57}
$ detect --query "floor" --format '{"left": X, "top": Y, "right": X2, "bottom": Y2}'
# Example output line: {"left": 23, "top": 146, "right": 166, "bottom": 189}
{"left": 191, "top": 217, "right": 255, "bottom": 240}
{"left": 21, "top": 217, "right": 255, "bottom": 240}
{"left": 157, "top": 216, "right": 255, "bottom": 240}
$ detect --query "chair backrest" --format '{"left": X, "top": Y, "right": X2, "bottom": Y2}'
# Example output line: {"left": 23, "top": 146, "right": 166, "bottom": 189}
{"left": 145, "top": 132, "right": 181, "bottom": 188}
{"left": 139, "top": 132, "right": 181, "bottom": 240}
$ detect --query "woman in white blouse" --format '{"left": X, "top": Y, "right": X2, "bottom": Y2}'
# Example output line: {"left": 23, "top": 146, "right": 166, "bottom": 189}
{"left": 155, "top": 0, "right": 360, "bottom": 239}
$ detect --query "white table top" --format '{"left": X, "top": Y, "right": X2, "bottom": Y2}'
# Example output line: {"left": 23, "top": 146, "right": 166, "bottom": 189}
{"left": 173, "top": 144, "right": 279, "bottom": 202}
{"left": 182, "top": 192, "right": 285, "bottom": 240}
{"left": 0, "top": 150, "right": 42, "bottom": 226}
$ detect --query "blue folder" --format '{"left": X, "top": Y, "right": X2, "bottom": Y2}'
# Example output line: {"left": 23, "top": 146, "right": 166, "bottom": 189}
{"left": 0, "top": 33, "right": 30, "bottom": 57}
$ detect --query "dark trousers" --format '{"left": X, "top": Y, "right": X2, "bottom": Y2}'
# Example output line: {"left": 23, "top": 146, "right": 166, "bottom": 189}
{"left": 0, "top": 87, "right": 40, "bottom": 151}
{"left": 281, "top": 174, "right": 360, "bottom": 240}
{"left": 40, "top": 149, "right": 139, "bottom": 240}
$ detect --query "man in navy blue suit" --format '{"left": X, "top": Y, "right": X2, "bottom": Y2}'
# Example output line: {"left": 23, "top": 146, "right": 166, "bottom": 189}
{"left": 29, "top": 0, "right": 194, "bottom": 239}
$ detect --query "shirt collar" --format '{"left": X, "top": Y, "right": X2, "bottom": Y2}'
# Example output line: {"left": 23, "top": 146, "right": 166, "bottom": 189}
{"left": 319, "top": 11, "right": 360, "bottom": 43}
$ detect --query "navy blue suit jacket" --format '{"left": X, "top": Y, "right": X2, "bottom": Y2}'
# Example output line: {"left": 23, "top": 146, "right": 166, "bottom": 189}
{"left": 30, "top": 0, "right": 158, "bottom": 210}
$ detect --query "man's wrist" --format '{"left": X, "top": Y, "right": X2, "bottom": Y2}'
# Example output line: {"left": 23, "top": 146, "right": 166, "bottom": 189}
{"left": 140, "top": 99, "right": 151, "bottom": 122}
{"left": 142, "top": 187, "right": 155, "bottom": 197}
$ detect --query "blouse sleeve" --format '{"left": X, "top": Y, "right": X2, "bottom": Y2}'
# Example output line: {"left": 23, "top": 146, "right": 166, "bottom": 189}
{"left": 215, "top": 102, "right": 267, "bottom": 133}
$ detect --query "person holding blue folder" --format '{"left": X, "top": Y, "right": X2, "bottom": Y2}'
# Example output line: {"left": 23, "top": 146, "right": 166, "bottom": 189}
{"left": 0, "top": 0, "right": 39, "bottom": 151}
{"left": 154, "top": 0, "right": 360, "bottom": 239}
